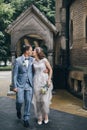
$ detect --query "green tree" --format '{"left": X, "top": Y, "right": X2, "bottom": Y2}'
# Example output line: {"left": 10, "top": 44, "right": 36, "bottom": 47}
{"left": 0, "top": 31, "right": 8, "bottom": 66}
{"left": 9, "top": 0, "right": 55, "bottom": 23}
{"left": 0, "top": 0, "right": 55, "bottom": 65}
{"left": 0, "top": 2, "right": 14, "bottom": 65}
{"left": 0, "top": 2, "right": 15, "bottom": 30}
{"left": 35, "top": 0, "right": 55, "bottom": 23}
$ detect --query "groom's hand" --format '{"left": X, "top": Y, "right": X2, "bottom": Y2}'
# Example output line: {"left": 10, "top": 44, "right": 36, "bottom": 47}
{"left": 13, "top": 88, "right": 18, "bottom": 92}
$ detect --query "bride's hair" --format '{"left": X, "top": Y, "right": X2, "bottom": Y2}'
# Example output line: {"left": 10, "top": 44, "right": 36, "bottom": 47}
{"left": 35, "top": 47, "right": 45, "bottom": 59}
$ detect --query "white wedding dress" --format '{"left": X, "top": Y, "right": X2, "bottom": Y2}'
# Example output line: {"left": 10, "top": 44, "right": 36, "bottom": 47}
{"left": 32, "top": 58, "right": 53, "bottom": 117}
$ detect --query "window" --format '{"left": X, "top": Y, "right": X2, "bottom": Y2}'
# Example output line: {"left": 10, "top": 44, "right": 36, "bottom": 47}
{"left": 86, "top": 16, "right": 87, "bottom": 43}
{"left": 70, "top": 20, "right": 73, "bottom": 47}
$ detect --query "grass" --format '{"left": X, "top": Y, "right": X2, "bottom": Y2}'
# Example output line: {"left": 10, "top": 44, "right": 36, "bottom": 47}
{"left": 0, "top": 65, "right": 12, "bottom": 71}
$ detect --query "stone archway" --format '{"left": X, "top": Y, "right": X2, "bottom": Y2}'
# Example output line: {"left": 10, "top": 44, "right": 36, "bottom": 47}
{"left": 6, "top": 5, "right": 57, "bottom": 93}
{"left": 16, "top": 34, "right": 48, "bottom": 57}
{"left": 11, "top": 29, "right": 54, "bottom": 66}
{"left": 6, "top": 5, "right": 57, "bottom": 66}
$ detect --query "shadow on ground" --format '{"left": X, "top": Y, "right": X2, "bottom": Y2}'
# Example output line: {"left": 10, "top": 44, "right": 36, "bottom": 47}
{"left": 0, "top": 97, "right": 87, "bottom": 130}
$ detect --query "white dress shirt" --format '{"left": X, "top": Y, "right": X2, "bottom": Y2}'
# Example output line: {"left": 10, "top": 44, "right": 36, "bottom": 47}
{"left": 25, "top": 59, "right": 29, "bottom": 68}
{"left": 23, "top": 55, "right": 29, "bottom": 68}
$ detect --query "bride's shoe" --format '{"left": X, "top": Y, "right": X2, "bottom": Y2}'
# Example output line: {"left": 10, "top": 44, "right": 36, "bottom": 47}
{"left": 37, "top": 120, "right": 42, "bottom": 125}
{"left": 37, "top": 116, "right": 43, "bottom": 125}
{"left": 44, "top": 119, "right": 49, "bottom": 124}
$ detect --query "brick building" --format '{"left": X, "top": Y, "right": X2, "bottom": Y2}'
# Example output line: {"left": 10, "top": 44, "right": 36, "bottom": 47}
{"left": 54, "top": 0, "right": 87, "bottom": 96}
{"left": 70, "top": 0, "right": 87, "bottom": 66}
{"left": 6, "top": 1, "right": 87, "bottom": 97}
{"left": 55, "top": 0, "right": 87, "bottom": 67}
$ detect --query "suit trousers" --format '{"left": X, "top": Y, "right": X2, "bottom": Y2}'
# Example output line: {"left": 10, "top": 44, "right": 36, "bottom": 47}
{"left": 16, "top": 83, "right": 33, "bottom": 121}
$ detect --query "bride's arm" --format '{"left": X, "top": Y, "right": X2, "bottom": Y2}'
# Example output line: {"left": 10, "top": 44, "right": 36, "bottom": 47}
{"left": 44, "top": 59, "right": 53, "bottom": 86}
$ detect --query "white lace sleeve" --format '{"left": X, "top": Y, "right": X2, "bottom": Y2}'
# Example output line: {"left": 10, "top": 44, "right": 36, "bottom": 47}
{"left": 43, "top": 58, "right": 48, "bottom": 63}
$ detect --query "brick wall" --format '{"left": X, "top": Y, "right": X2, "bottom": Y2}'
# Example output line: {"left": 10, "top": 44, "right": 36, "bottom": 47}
{"left": 70, "top": 0, "right": 87, "bottom": 67}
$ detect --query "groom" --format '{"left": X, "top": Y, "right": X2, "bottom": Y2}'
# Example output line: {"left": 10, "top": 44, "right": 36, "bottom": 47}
{"left": 12, "top": 45, "right": 33, "bottom": 128}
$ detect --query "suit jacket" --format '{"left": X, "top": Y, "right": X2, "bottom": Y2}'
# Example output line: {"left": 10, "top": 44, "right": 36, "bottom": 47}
{"left": 12, "top": 55, "right": 34, "bottom": 89}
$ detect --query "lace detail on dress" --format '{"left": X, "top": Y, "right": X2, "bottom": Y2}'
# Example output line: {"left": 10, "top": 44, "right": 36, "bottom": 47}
{"left": 32, "top": 58, "right": 53, "bottom": 117}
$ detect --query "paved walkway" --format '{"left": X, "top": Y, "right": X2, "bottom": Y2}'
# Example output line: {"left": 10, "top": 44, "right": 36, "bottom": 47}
{"left": 0, "top": 71, "right": 11, "bottom": 96}
{"left": 51, "top": 90, "right": 87, "bottom": 118}
{"left": 0, "top": 71, "right": 87, "bottom": 117}
{"left": 0, "top": 97, "right": 87, "bottom": 130}
{"left": 0, "top": 71, "right": 87, "bottom": 130}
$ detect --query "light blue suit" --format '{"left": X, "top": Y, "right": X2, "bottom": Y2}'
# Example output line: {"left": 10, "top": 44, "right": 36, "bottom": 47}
{"left": 12, "top": 55, "right": 34, "bottom": 121}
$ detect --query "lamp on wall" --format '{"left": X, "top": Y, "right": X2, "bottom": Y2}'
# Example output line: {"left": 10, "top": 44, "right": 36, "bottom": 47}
{"left": 60, "top": 36, "right": 66, "bottom": 50}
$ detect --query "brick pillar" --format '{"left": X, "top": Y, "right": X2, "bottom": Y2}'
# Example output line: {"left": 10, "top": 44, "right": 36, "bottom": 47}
{"left": 48, "top": 50, "right": 53, "bottom": 67}
{"left": 7, "top": 51, "right": 16, "bottom": 96}
{"left": 55, "top": 0, "right": 67, "bottom": 67}
{"left": 55, "top": 0, "right": 63, "bottom": 31}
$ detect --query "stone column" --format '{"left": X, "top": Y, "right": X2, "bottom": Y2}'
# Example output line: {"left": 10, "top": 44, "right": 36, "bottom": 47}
{"left": 83, "top": 74, "right": 87, "bottom": 110}
{"left": 55, "top": 0, "right": 67, "bottom": 67}
{"left": 60, "top": 35, "right": 67, "bottom": 67}
{"left": 7, "top": 51, "right": 16, "bottom": 96}
{"left": 11, "top": 51, "right": 16, "bottom": 88}
{"left": 11, "top": 51, "right": 16, "bottom": 66}
{"left": 55, "top": 0, "right": 63, "bottom": 31}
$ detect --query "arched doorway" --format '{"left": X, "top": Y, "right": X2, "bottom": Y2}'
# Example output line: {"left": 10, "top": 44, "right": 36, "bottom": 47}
{"left": 6, "top": 5, "right": 57, "bottom": 92}
{"left": 16, "top": 34, "right": 48, "bottom": 58}
{"left": 6, "top": 5, "right": 57, "bottom": 67}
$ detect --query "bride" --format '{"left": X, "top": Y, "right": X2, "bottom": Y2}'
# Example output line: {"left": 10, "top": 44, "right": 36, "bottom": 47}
{"left": 32, "top": 47, "right": 53, "bottom": 125}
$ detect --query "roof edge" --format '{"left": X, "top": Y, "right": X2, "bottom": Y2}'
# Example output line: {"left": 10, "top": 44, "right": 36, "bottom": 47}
{"left": 5, "top": 4, "right": 58, "bottom": 34}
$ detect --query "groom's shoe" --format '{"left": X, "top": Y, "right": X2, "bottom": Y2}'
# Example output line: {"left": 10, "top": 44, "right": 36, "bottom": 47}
{"left": 17, "top": 111, "right": 21, "bottom": 119}
{"left": 24, "top": 120, "right": 29, "bottom": 128}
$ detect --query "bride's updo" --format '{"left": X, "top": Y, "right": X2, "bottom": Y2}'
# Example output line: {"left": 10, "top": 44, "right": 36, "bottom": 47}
{"left": 35, "top": 47, "right": 46, "bottom": 59}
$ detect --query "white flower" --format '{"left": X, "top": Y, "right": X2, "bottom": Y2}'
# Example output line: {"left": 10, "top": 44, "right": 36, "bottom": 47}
{"left": 22, "top": 61, "right": 26, "bottom": 66}
{"left": 40, "top": 84, "right": 48, "bottom": 94}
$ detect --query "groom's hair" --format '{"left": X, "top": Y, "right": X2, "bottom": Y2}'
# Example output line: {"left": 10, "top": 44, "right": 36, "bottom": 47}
{"left": 22, "top": 45, "right": 32, "bottom": 53}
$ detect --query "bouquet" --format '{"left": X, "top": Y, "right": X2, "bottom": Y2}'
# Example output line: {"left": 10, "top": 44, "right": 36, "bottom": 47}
{"left": 40, "top": 83, "right": 48, "bottom": 94}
